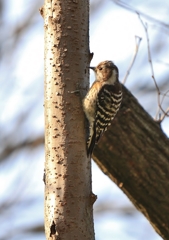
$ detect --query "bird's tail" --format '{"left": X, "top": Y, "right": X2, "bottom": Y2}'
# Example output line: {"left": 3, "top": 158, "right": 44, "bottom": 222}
{"left": 87, "top": 123, "right": 99, "bottom": 158}
{"left": 87, "top": 131, "right": 96, "bottom": 158}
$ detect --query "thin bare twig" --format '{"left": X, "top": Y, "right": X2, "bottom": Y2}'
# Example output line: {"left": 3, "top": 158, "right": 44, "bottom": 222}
{"left": 156, "top": 89, "right": 169, "bottom": 121}
{"left": 159, "top": 107, "right": 169, "bottom": 122}
{"left": 113, "top": 0, "right": 169, "bottom": 30}
{"left": 138, "top": 14, "right": 169, "bottom": 122}
{"left": 122, "top": 36, "right": 142, "bottom": 84}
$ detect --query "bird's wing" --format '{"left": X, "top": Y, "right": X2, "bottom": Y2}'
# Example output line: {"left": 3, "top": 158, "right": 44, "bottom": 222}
{"left": 94, "top": 83, "right": 122, "bottom": 143}
{"left": 87, "top": 83, "right": 122, "bottom": 157}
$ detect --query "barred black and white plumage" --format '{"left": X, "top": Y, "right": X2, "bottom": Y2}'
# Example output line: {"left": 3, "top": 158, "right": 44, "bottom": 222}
{"left": 83, "top": 60, "right": 122, "bottom": 157}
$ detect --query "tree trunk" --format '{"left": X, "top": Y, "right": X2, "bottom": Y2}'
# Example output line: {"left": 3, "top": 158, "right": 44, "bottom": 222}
{"left": 93, "top": 85, "right": 169, "bottom": 240}
{"left": 42, "top": 0, "right": 95, "bottom": 239}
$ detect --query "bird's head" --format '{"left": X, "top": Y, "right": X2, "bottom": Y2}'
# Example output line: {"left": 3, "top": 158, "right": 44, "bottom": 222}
{"left": 89, "top": 60, "right": 119, "bottom": 84}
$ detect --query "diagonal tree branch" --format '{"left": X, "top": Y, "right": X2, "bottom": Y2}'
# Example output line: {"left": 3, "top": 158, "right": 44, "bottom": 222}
{"left": 93, "top": 85, "right": 169, "bottom": 240}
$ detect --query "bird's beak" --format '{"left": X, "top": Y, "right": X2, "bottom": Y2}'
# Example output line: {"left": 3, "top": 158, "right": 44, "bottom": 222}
{"left": 89, "top": 66, "right": 96, "bottom": 71}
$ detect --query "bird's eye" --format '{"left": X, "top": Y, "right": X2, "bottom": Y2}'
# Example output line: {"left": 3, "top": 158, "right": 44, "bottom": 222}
{"left": 99, "top": 67, "right": 102, "bottom": 71}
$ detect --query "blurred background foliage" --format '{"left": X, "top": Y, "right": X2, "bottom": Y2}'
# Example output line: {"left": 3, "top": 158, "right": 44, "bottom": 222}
{"left": 0, "top": 0, "right": 169, "bottom": 239}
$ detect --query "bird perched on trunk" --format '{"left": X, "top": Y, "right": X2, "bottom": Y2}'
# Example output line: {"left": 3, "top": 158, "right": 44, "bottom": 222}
{"left": 83, "top": 60, "right": 122, "bottom": 157}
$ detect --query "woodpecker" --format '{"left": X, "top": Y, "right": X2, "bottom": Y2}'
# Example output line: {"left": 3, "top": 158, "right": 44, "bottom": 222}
{"left": 83, "top": 60, "right": 122, "bottom": 157}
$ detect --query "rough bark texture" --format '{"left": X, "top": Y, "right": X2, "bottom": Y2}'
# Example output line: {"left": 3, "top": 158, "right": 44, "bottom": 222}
{"left": 93, "top": 85, "right": 169, "bottom": 240}
{"left": 43, "top": 0, "right": 94, "bottom": 239}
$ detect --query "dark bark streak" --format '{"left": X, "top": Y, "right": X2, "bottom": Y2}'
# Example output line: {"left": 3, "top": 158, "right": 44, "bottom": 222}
{"left": 50, "top": 220, "right": 57, "bottom": 237}
{"left": 93, "top": 85, "right": 169, "bottom": 240}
